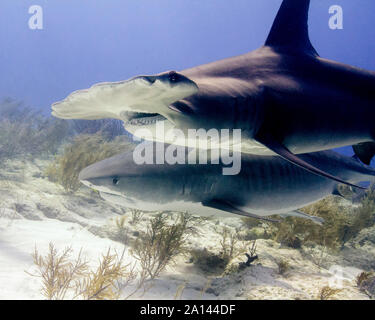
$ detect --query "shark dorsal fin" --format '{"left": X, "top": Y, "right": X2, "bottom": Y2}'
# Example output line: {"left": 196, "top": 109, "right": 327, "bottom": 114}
{"left": 265, "top": 0, "right": 318, "bottom": 56}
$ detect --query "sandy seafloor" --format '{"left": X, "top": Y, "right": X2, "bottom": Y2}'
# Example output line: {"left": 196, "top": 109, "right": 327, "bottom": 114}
{"left": 0, "top": 157, "right": 374, "bottom": 300}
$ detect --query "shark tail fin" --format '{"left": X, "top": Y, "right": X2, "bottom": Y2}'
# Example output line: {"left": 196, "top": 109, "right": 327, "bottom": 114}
{"left": 352, "top": 142, "right": 375, "bottom": 165}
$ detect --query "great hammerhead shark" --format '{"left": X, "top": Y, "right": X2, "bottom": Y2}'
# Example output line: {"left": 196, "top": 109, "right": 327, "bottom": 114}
{"left": 52, "top": 0, "right": 375, "bottom": 188}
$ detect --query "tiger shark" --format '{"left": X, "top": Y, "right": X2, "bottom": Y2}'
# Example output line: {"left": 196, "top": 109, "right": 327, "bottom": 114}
{"left": 52, "top": 0, "right": 375, "bottom": 187}
{"left": 78, "top": 147, "right": 375, "bottom": 225}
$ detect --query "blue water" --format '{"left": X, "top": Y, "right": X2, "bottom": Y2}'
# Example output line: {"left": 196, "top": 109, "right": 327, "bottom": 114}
{"left": 1, "top": 0, "right": 375, "bottom": 157}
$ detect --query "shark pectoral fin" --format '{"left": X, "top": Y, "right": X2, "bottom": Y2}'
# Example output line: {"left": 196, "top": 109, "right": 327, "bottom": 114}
{"left": 265, "top": 0, "right": 318, "bottom": 56}
{"left": 201, "top": 199, "right": 280, "bottom": 223}
{"left": 255, "top": 133, "right": 366, "bottom": 190}
{"left": 280, "top": 210, "right": 324, "bottom": 226}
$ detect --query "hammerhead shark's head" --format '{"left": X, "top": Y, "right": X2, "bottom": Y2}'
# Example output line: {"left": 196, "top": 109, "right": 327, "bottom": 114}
{"left": 78, "top": 147, "right": 375, "bottom": 225}
{"left": 52, "top": 0, "right": 375, "bottom": 187}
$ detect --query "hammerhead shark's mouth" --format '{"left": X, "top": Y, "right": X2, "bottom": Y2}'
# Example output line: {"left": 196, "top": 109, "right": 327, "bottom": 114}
{"left": 123, "top": 112, "right": 167, "bottom": 127}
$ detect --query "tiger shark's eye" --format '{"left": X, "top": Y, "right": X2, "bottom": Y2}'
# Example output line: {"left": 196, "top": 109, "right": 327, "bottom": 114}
{"left": 168, "top": 71, "right": 178, "bottom": 82}
{"left": 112, "top": 178, "right": 119, "bottom": 185}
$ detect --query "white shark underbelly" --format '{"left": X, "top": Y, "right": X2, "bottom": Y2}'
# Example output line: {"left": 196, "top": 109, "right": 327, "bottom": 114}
{"left": 125, "top": 121, "right": 276, "bottom": 155}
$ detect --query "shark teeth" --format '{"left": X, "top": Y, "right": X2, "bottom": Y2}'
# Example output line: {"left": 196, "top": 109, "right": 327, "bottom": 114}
{"left": 125, "top": 114, "right": 166, "bottom": 126}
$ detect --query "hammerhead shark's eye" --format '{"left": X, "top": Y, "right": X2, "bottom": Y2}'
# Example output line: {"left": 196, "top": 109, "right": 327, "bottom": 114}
{"left": 168, "top": 71, "right": 178, "bottom": 82}
{"left": 112, "top": 178, "right": 119, "bottom": 185}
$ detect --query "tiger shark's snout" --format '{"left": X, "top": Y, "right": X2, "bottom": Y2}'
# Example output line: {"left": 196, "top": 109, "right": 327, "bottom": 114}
{"left": 78, "top": 163, "right": 100, "bottom": 182}
{"left": 77, "top": 150, "right": 143, "bottom": 197}
{"left": 79, "top": 168, "right": 123, "bottom": 197}
{"left": 78, "top": 166, "right": 94, "bottom": 187}
{"left": 78, "top": 164, "right": 102, "bottom": 190}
